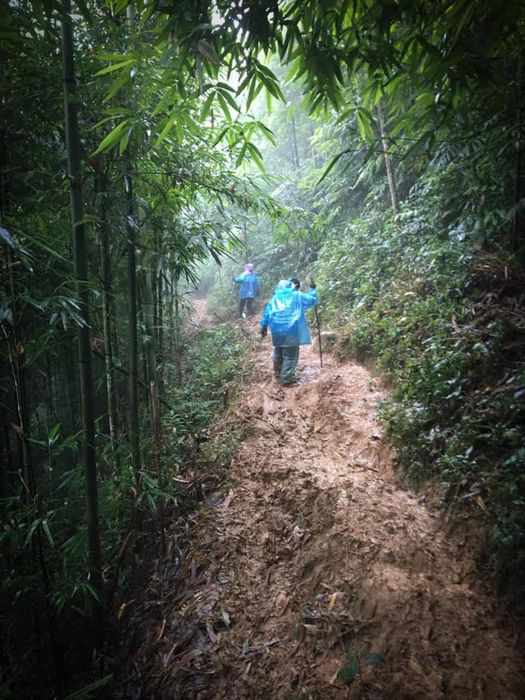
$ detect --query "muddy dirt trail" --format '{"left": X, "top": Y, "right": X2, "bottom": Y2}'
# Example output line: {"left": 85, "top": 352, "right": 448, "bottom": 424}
{"left": 116, "top": 306, "right": 525, "bottom": 699}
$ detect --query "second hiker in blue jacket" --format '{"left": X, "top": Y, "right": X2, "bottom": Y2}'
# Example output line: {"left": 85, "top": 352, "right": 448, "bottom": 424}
{"left": 260, "top": 278, "right": 317, "bottom": 386}
{"left": 234, "top": 263, "right": 260, "bottom": 317}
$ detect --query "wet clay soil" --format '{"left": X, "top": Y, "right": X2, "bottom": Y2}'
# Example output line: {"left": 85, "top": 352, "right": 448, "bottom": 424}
{"left": 115, "top": 310, "right": 525, "bottom": 699}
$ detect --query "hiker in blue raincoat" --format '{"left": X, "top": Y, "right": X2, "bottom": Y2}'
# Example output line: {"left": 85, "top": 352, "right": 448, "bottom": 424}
{"left": 260, "top": 278, "right": 317, "bottom": 386}
{"left": 234, "top": 263, "right": 260, "bottom": 317}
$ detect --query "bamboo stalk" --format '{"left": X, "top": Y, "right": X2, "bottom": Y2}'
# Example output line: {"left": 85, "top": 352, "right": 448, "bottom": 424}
{"left": 126, "top": 169, "right": 141, "bottom": 479}
{"left": 61, "top": 0, "right": 104, "bottom": 645}
{"left": 95, "top": 165, "right": 119, "bottom": 465}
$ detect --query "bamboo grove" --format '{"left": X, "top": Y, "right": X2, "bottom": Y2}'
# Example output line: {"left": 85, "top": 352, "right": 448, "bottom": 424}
{"left": 1, "top": 0, "right": 525, "bottom": 696}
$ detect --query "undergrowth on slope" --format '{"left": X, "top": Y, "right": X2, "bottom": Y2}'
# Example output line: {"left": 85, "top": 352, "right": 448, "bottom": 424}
{"left": 164, "top": 324, "right": 252, "bottom": 464}
{"left": 0, "top": 323, "right": 250, "bottom": 698}
{"left": 316, "top": 172, "right": 525, "bottom": 593}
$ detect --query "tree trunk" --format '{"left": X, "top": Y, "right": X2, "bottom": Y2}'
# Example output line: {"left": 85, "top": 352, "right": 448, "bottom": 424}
{"left": 60, "top": 0, "right": 103, "bottom": 644}
{"left": 156, "top": 246, "right": 164, "bottom": 357}
{"left": 155, "top": 232, "right": 166, "bottom": 395}
{"left": 377, "top": 101, "right": 399, "bottom": 224}
{"left": 125, "top": 170, "right": 140, "bottom": 479}
{"left": 142, "top": 264, "right": 165, "bottom": 551}
{"left": 291, "top": 115, "right": 300, "bottom": 169}
{"left": 64, "top": 335, "right": 78, "bottom": 431}
{"left": 95, "top": 166, "right": 119, "bottom": 464}
{"left": 166, "top": 269, "right": 176, "bottom": 362}
{"left": 513, "top": 53, "right": 524, "bottom": 251}
{"left": 157, "top": 272, "right": 165, "bottom": 384}
{"left": 173, "top": 274, "right": 183, "bottom": 385}
{"left": 1, "top": 424, "right": 11, "bottom": 498}
{"left": 2, "top": 278, "right": 34, "bottom": 501}
{"left": 242, "top": 219, "right": 250, "bottom": 263}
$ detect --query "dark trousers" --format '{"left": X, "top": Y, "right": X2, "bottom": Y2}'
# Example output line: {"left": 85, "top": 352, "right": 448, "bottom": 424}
{"left": 273, "top": 346, "right": 300, "bottom": 385}
{"left": 239, "top": 297, "right": 254, "bottom": 316}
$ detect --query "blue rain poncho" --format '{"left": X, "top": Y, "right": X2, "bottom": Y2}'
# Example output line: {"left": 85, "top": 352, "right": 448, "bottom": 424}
{"left": 260, "top": 280, "right": 318, "bottom": 346}
{"left": 234, "top": 272, "right": 260, "bottom": 299}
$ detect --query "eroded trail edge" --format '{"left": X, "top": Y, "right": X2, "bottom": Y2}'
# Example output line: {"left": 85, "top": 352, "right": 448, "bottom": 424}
{"left": 119, "top": 318, "right": 524, "bottom": 699}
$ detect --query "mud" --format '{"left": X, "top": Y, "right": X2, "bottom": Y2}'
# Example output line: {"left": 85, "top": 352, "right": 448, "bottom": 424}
{"left": 114, "top": 308, "right": 525, "bottom": 699}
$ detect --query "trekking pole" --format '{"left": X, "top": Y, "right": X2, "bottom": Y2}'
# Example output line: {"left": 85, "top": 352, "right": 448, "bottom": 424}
{"left": 310, "top": 278, "right": 323, "bottom": 368}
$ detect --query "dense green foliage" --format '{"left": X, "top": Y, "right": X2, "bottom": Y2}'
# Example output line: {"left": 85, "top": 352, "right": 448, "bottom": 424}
{"left": 315, "top": 174, "right": 525, "bottom": 587}
{"left": 166, "top": 323, "right": 252, "bottom": 459}
{"left": 0, "top": 310, "right": 250, "bottom": 696}
{"left": 1, "top": 1, "right": 260, "bottom": 694}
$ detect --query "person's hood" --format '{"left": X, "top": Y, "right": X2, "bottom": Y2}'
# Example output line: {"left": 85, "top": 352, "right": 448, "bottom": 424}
{"left": 274, "top": 279, "right": 294, "bottom": 292}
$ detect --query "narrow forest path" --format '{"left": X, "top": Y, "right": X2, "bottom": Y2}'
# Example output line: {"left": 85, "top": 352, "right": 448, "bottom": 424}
{"left": 116, "top": 304, "right": 524, "bottom": 700}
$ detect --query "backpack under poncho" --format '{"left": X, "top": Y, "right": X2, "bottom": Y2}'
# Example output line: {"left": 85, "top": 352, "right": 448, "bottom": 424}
{"left": 261, "top": 280, "right": 318, "bottom": 346}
